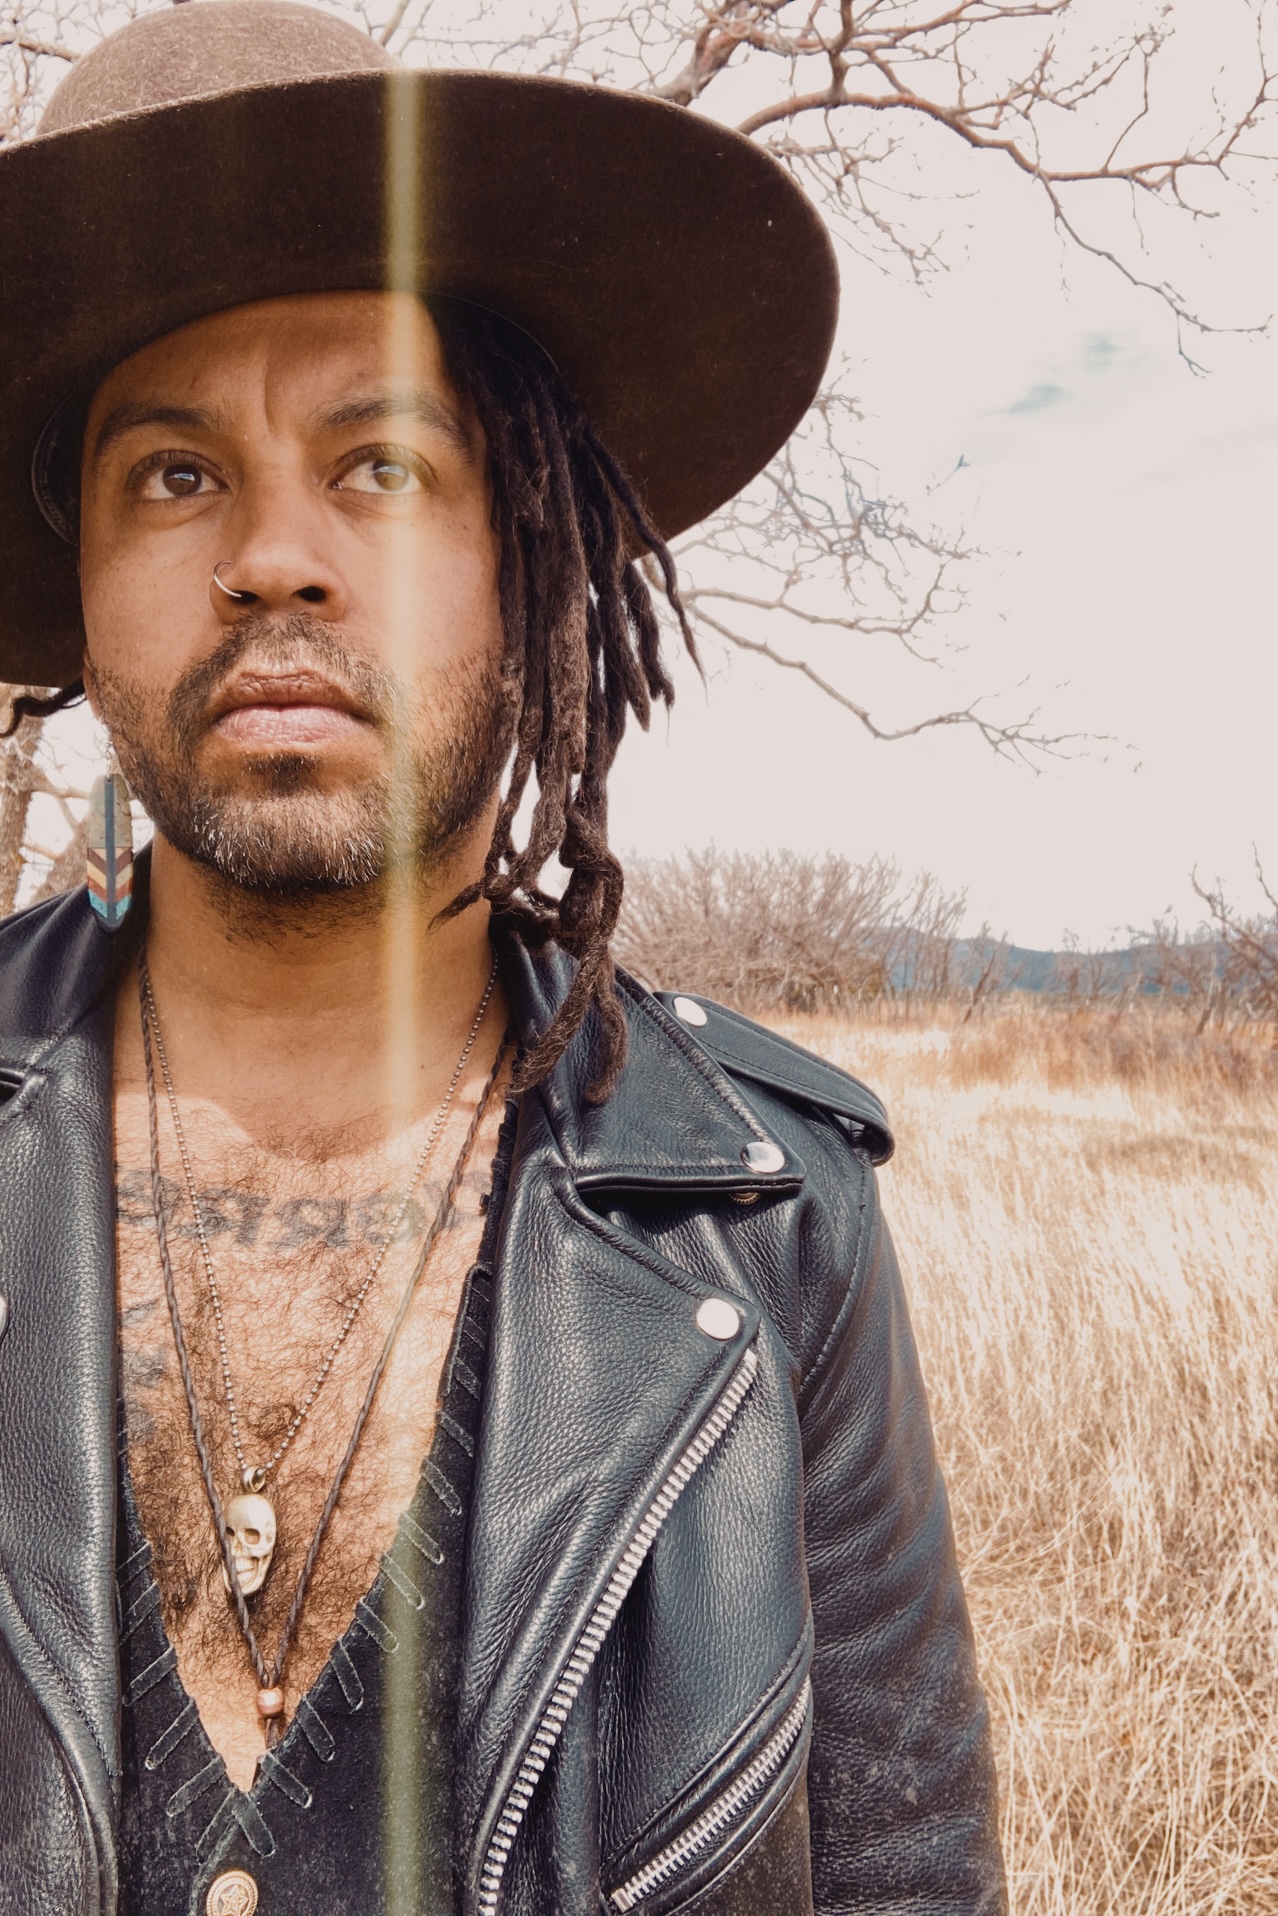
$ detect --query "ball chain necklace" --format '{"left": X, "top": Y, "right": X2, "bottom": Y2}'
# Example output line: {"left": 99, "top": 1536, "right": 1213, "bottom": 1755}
{"left": 137, "top": 948, "right": 507, "bottom": 1733}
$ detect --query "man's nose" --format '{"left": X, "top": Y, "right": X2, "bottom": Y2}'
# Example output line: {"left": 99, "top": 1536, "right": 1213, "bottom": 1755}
{"left": 208, "top": 501, "right": 348, "bottom": 625}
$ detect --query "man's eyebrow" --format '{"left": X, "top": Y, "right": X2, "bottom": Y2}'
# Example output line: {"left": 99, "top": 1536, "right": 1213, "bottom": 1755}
{"left": 90, "top": 401, "right": 223, "bottom": 467}
{"left": 316, "top": 389, "right": 474, "bottom": 456}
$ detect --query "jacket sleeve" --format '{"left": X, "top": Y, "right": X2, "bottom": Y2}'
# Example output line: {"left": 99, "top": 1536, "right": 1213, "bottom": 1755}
{"left": 799, "top": 1143, "right": 1007, "bottom": 1914}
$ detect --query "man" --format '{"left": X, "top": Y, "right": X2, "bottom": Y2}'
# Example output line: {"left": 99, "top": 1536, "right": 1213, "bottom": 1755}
{"left": 0, "top": 4, "right": 1005, "bottom": 1913}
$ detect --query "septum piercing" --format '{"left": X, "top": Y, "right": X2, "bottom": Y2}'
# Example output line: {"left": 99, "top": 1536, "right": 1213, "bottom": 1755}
{"left": 212, "top": 561, "right": 250, "bottom": 603}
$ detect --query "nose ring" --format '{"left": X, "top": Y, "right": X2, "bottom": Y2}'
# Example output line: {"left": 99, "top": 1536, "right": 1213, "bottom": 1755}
{"left": 213, "top": 562, "right": 252, "bottom": 603}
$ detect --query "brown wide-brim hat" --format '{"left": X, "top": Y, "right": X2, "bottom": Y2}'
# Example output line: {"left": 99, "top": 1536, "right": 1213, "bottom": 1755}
{"left": 0, "top": 0, "right": 838, "bottom": 686}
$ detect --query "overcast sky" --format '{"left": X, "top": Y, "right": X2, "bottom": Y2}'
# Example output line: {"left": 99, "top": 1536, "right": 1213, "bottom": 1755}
{"left": 594, "top": 0, "right": 1277, "bottom": 952}
{"left": 28, "top": 0, "right": 1278, "bottom": 952}
{"left": 608, "top": 115, "right": 1278, "bottom": 951}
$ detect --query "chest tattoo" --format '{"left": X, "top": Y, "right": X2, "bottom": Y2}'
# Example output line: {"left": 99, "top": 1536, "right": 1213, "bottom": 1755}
{"left": 116, "top": 1168, "right": 439, "bottom": 1253}
{"left": 112, "top": 1099, "right": 504, "bottom": 1747}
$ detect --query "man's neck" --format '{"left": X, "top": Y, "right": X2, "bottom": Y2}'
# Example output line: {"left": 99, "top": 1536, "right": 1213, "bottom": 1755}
{"left": 137, "top": 832, "right": 503, "bottom": 1150}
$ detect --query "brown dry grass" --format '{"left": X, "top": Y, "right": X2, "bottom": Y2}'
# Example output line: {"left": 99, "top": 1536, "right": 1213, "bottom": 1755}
{"left": 766, "top": 1000, "right": 1278, "bottom": 1915}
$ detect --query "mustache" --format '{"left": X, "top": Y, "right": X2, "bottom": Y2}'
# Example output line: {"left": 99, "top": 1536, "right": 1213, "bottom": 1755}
{"left": 167, "top": 614, "right": 402, "bottom": 743}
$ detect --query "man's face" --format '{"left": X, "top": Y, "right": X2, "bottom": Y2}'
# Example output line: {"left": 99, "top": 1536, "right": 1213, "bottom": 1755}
{"left": 79, "top": 291, "right": 507, "bottom": 894}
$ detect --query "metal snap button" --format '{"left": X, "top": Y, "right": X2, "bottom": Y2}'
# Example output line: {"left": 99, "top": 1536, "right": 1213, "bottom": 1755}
{"left": 741, "top": 1140, "right": 784, "bottom": 1174}
{"left": 206, "top": 1871, "right": 258, "bottom": 1916}
{"left": 696, "top": 1296, "right": 741, "bottom": 1340}
{"left": 672, "top": 995, "right": 708, "bottom": 1027}
{"left": 0, "top": 1295, "right": 8, "bottom": 1342}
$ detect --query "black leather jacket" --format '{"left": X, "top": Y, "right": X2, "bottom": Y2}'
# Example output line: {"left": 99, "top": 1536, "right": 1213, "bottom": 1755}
{"left": 0, "top": 880, "right": 1006, "bottom": 1915}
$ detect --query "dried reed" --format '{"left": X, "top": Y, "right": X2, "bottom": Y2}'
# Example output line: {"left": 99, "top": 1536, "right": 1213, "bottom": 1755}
{"left": 768, "top": 1002, "right": 1278, "bottom": 1915}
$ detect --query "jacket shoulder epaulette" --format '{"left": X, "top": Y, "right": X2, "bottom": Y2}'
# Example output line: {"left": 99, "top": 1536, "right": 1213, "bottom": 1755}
{"left": 654, "top": 991, "right": 894, "bottom": 1165}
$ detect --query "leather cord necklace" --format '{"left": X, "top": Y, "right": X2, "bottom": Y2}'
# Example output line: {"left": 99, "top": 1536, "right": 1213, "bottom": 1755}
{"left": 138, "top": 950, "right": 510, "bottom": 1736}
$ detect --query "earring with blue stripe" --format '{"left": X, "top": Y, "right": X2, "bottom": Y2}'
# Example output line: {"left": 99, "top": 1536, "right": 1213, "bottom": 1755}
{"left": 86, "top": 752, "right": 133, "bottom": 931}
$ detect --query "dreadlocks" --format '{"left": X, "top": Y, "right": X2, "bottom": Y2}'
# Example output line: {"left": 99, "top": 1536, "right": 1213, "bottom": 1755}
{"left": 1, "top": 680, "right": 86, "bottom": 735}
{"left": 20, "top": 299, "right": 696, "bottom": 1101}
{"left": 429, "top": 299, "right": 697, "bottom": 1101}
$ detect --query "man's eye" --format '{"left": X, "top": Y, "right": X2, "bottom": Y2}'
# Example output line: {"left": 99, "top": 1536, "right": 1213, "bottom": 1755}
{"left": 138, "top": 462, "right": 212, "bottom": 499}
{"left": 338, "top": 456, "right": 425, "bottom": 495}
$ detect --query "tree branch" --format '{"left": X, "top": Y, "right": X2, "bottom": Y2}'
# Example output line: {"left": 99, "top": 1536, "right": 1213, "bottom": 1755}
{"left": 0, "top": 30, "right": 75, "bottom": 61}
{"left": 689, "top": 604, "right": 1080, "bottom": 761}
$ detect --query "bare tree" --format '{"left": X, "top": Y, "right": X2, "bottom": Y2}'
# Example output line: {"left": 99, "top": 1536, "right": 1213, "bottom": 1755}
{"left": 890, "top": 868, "right": 968, "bottom": 1000}
{"left": 616, "top": 846, "right": 905, "bottom": 1007}
{"left": 956, "top": 925, "right": 1024, "bottom": 1022}
{"left": 29, "top": 814, "right": 88, "bottom": 902}
{"left": 0, "top": 0, "right": 77, "bottom": 145}
{"left": 614, "top": 845, "right": 973, "bottom": 1011}
{"left": 1134, "top": 917, "right": 1224, "bottom": 1030}
{"left": 0, "top": 686, "right": 88, "bottom": 916}
{"left": 3, "top": 0, "right": 1275, "bottom": 908}
{"left": 1129, "top": 857, "right": 1278, "bottom": 1035}
{"left": 1188, "top": 859, "right": 1278, "bottom": 1028}
{"left": 0, "top": 696, "right": 46, "bottom": 919}
{"left": 1052, "top": 927, "right": 1114, "bottom": 1006}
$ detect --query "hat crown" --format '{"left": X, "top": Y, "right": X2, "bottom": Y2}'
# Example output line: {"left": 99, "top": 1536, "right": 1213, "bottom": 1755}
{"left": 38, "top": 0, "right": 395, "bottom": 136}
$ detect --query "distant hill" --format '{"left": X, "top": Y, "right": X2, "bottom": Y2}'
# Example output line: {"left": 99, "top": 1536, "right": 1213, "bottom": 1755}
{"left": 926, "top": 939, "right": 1172, "bottom": 997}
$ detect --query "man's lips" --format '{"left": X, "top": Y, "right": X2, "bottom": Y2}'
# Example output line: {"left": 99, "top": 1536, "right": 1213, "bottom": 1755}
{"left": 208, "top": 670, "right": 375, "bottom": 749}
{"left": 214, "top": 704, "right": 371, "bottom": 747}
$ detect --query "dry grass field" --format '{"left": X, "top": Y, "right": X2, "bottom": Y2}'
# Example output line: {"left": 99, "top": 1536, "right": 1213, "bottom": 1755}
{"left": 768, "top": 1002, "right": 1278, "bottom": 1916}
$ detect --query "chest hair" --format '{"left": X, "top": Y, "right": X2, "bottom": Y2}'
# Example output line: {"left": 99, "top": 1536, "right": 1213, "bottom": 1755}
{"left": 115, "top": 1085, "right": 505, "bottom": 1783}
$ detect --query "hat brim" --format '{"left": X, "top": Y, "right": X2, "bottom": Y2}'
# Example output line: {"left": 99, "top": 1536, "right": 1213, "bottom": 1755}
{"left": 0, "top": 68, "right": 838, "bottom": 684}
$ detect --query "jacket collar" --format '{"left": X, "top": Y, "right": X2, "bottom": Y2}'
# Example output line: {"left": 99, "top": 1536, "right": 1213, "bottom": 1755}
{"left": 498, "top": 933, "right": 804, "bottom": 1194}
{"left": 0, "top": 872, "right": 800, "bottom": 1198}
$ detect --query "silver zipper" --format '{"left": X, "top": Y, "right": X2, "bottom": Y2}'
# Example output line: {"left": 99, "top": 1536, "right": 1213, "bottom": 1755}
{"left": 476, "top": 1345, "right": 759, "bottom": 1916}
{"left": 608, "top": 1675, "right": 812, "bottom": 1912}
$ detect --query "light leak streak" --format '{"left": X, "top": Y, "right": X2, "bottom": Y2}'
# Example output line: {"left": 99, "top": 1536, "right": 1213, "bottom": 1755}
{"left": 382, "top": 66, "right": 427, "bottom": 1133}
{"left": 381, "top": 67, "right": 428, "bottom": 1916}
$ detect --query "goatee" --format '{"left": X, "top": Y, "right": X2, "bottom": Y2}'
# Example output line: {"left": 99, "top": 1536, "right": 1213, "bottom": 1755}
{"left": 91, "top": 614, "right": 509, "bottom": 898}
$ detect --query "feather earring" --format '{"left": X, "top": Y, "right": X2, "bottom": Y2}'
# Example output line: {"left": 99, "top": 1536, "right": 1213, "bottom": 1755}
{"left": 86, "top": 760, "right": 134, "bottom": 930}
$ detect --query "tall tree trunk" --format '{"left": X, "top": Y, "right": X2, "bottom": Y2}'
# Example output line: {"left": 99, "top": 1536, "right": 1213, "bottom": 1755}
{"left": 0, "top": 695, "right": 45, "bottom": 918}
{"left": 31, "top": 813, "right": 87, "bottom": 904}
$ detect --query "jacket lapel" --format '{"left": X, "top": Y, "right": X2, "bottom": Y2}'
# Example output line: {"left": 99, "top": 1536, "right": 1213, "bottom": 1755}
{"left": 506, "top": 947, "right": 807, "bottom": 1192}
{"left": 457, "top": 943, "right": 801, "bottom": 1904}
{"left": 0, "top": 885, "right": 135, "bottom": 1872}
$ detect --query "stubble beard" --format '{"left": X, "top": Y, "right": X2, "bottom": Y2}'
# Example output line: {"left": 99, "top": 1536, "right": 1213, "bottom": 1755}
{"left": 92, "top": 614, "right": 510, "bottom": 902}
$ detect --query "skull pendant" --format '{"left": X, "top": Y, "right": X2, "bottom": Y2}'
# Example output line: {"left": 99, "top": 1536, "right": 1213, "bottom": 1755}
{"left": 221, "top": 1492, "right": 277, "bottom": 1597}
